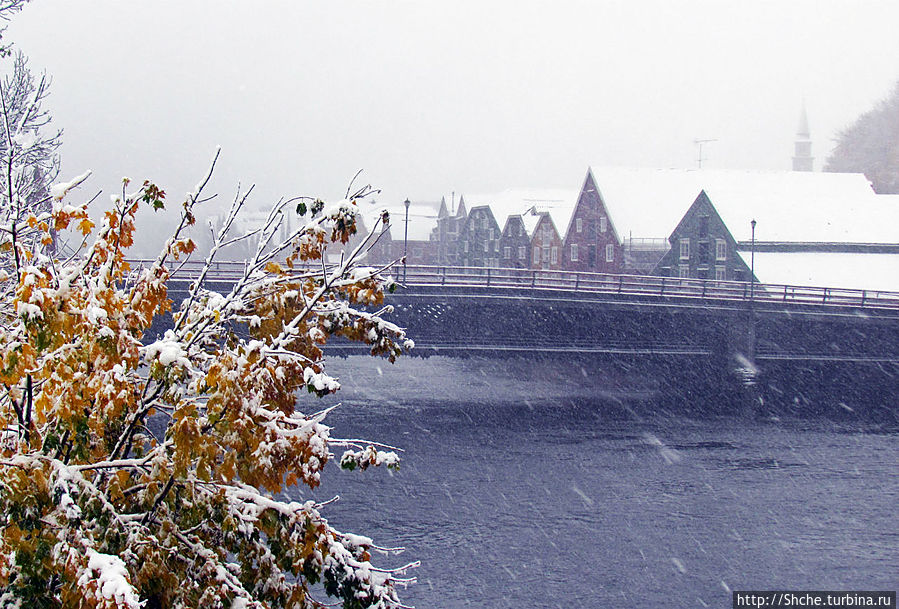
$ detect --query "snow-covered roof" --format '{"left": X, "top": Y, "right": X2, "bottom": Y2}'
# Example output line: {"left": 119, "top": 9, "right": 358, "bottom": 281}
{"left": 465, "top": 188, "right": 580, "bottom": 239}
{"left": 737, "top": 251, "right": 899, "bottom": 293}
{"left": 588, "top": 167, "right": 890, "bottom": 243}
{"left": 361, "top": 200, "right": 440, "bottom": 242}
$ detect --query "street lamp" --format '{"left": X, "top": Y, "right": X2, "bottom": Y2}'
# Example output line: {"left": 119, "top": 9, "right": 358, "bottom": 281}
{"left": 750, "top": 218, "right": 756, "bottom": 300}
{"left": 403, "top": 198, "right": 410, "bottom": 283}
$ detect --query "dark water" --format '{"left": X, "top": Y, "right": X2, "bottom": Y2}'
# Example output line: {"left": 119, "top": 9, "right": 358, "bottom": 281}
{"left": 295, "top": 357, "right": 898, "bottom": 608}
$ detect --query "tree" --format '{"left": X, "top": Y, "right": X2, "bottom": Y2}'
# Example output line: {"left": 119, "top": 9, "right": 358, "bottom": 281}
{"left": 0, "top": 49, "right": 62, "bottom": 259}
{"left": 825, "top": 81, "right": 899, "bottom": 194}
{"left": 0, "top": 149, "right": 417, "bottom": 608}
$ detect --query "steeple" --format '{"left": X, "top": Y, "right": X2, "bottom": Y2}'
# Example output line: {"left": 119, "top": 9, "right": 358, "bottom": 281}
{"left": 792, "top": 104, "right": 813, "bottom": 172}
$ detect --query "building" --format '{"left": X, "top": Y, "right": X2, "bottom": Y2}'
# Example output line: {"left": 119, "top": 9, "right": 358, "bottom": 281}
{"left": 563, "top": 170, "right": 623, "bottom": 273}
{"left": 646, "top": 169, "right": 892, "bottom": 283}
{"left": 465, "top": 188, "right": 580, "bottom": 271}
{"left": 457, "top": 205, "right": 502, "bottom": 267}
{"left": 433, "top": 194, "right": 467, "bottom": 266}
{"left": 792, "top": 105, "right": 814, "bottom": 172}
{"left": 653, "top": 190, "right": 752, "bottom": 280}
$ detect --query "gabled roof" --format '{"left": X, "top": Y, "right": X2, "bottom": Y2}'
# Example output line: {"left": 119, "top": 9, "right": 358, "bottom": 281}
{"left": 587, "top": 166, "right": 887, "bottom": 243}
{"left": 465, "top": 188, "right": 580, "bottom": 241}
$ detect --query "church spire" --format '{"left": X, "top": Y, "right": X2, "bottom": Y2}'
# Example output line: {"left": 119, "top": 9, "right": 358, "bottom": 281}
{"left": 792, "top": 103, "right": 813, "bottom": 171}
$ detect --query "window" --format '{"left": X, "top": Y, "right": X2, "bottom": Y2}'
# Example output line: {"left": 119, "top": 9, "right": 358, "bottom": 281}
{"left": 504, "top": 246, "right": 511, "bottom": 259}
{"left": 570, "top": 243, "right": 578, "bottom": 261}
{"left": 715, "top": 266, "right": 726, "bottom": 281}
{"left": 716, "top": 239, "right": 727, "bottom": 261}
{"left": 679, "top": 238, "right": 690, "bottom": 260}
{"left": 551, "top": 246, "right": 558, "bottom": 265}
{"left": 698, "top": 241, "right": 710, "bottom": 264}
{"left": 542, "top": 247, "right": 550, "bottom": 262}
{"left": 518, "top": 246, "right": 526, "bottom": 259}
{"left": 488, "top": 228, "right": 494, "bottom": 240}
{"left": 463, "top": 241, "right": 469, "bottom": 253}
{"left": 533, "top": 246, "right": 540, "bottom": 262}
{"left": 699, "top": 215, "right": 709, "bottom": 238}
{"left": 483, "top": 241, "right": 489, "bottom": 253}
{"left": 600, "top": 216, "right": 607, "bottom": 233}
{"left": 576, "top": 218, "right": 583, "bottom": 233}
{"left": 605, "top": 243, "right": 614, "bottom": 262}
{"left": 481, "top": 216, "right": 488, "bottom": 229}
{"left": 678, "top": 265, "right": 690, "bottom": 278}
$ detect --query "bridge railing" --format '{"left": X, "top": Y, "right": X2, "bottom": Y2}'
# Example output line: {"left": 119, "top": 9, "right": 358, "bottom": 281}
{"left": 397, "top": 265, "right": 899, "bottom": 310}
{"left": 129, "top": 259, "right": 899, "bottom": 310}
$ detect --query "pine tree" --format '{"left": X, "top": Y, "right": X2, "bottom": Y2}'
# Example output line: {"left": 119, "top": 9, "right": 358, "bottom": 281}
{"left": 825, "top": 81, "right": 899, "bottom": 194}
{"left": 0, "top": 149, "right": 417, "bottom": 608}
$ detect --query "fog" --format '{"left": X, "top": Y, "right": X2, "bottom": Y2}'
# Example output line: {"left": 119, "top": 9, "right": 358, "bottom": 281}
{"left": 7, "top": 1, "right": 899, "bottom": 252}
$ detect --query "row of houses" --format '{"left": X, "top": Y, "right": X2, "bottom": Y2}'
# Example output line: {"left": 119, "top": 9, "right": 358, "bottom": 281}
{"left": 360, "top": 167, "right": 899, "bottom": 292}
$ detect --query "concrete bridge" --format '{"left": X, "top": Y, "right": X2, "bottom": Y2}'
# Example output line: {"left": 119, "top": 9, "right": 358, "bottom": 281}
{"left": 159, "top": 262, "right": 899, "bottom": 416}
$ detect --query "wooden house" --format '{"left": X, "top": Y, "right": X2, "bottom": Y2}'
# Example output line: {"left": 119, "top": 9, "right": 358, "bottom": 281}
{"left": 652, "top": 190, "right": 752, "bottom": 280}
{"left": 465, "top": 189, "right": 580, "bottom": 271}
{"left": 562, "top": 170, "right": 622, "bottom": 273}
{"left": 433, "top": 194, "right": 467, "bottom": 266}
{"left": 458, "top": 205, "right": 502, "bottom": 267}
{"left": 498, "top": 214, "right": 532, "bottom": 268}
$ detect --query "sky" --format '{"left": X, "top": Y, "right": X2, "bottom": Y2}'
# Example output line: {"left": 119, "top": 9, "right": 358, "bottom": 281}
{"left": 5, "top": 1, "right": 899, "bottom": 251}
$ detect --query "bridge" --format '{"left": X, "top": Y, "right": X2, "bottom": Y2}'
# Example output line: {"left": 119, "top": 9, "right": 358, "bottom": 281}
{"left": 158, "top": 261, "right": 899, "bottom": 415}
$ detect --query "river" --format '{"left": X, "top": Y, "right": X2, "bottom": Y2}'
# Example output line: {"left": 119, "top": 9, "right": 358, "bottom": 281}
{"left": 297, "top": 356, "right": 897, "bottom": 608}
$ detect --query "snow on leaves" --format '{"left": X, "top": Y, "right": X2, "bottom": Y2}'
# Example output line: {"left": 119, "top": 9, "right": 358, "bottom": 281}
{"left": 0, "top": 154, "right": 416, "bottom": 608}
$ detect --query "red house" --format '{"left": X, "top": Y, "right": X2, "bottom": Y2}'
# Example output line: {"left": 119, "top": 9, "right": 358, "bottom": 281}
{"left": 561, "top": 169, "right": 622, "bottom": 273}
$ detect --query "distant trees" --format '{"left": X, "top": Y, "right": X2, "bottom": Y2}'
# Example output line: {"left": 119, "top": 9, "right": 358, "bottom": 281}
{"left": 825, "top": 82, "right": 899, "bottom": 194}
{"left": 0, "top": 52, "right": 62, "bottom": 230}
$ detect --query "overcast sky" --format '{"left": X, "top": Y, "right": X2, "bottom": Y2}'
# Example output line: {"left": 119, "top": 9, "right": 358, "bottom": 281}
{"left": 7, "top": 0, "right": 899, "bottom": 226}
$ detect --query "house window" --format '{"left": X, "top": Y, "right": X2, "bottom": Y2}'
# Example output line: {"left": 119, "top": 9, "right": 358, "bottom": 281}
{"left": 698, "top": 241, "right": 710, "bottom": 264}
{"left": 678, "top": 265, "right": 690, "bottom": 278}
{"left": 716, "top": 239, "right": 726, "bottom": 261}
{"left": 542, "top": 246, "right": 550, "bottom": 262}
{"left": 679, "top": 238, "right": 690, "bottom": 260}
{"left": 551, "top": 246, "right": 558, "bottom": 265}
{"left": 715, "top": 266, "right": 726, "bottom": 281}
{"left": 533, "top": 246, "right": 540, "bottom": 262}
{"left": 699, "top": 216, "right": 709, "bottom": 238}
{"left": 463, "top": 241, "right": 469, "bottom": 253}
{"left": 571, "top": 243, "right": 578, "bottom": 261}
{"left": 600, "top": 216, "right": 607, "bottom": 233}
{"left": 481, "top": 216, "right": 488, "bottom": 229}
{"left": 483, "top": 241, "right": 489, "bottom": 253}
{"left": 518, "top": 246, "right": 526, "bottom": 259}
{"left": 504, "top": 246, "right": 511, "bottom": 259}
{"left": 576, "top": 218, "right": 583, "bottom": 233}
{"left": 605, "top": 243, "right": 614, "bottom": 262}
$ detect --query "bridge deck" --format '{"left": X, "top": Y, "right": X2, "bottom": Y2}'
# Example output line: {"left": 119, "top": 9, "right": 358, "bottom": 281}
{"left": 149, "top": 260, "right": 899, "bottom": 313}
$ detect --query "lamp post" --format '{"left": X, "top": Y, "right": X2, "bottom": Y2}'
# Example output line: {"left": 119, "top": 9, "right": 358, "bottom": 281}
{"left": 403, "top": 198, "right": 410, "bottom": 283}
{"left": 749, "top": 218, "right": 756, "bottom": 300}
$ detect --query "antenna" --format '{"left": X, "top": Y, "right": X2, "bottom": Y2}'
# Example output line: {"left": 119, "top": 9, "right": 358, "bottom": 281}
{"left": 693, "top": 138, "right": 718, "bottom": 169}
